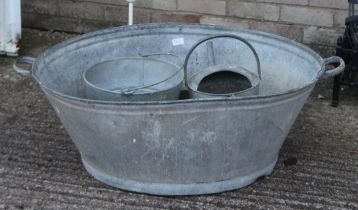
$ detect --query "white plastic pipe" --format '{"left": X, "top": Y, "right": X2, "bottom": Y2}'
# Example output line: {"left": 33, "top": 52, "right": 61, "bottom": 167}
{"left": 127, "top": 0, "right": 135, "bottom": 25}
{"left": 0, "top": 0, "right": 21, "bottom": 56}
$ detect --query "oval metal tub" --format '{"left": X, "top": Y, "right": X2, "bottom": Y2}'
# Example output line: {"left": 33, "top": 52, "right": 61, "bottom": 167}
{"left": 13, "top": 23, "right": 344, "bottom": 195}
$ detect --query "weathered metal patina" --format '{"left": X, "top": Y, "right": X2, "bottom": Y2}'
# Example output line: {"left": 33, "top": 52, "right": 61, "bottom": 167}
{"left": 13, "top": 23, "right": 344, "bottom": 195}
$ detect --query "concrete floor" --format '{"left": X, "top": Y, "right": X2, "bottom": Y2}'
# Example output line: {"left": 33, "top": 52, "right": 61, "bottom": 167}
{"left": 0, "top": 28, "right": 357, "bottom": 210}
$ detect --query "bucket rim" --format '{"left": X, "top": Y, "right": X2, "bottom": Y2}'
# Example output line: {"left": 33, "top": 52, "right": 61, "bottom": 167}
{"left": 82, "top": 57, "right": 184, "bottom": 96}
{"left": 31, "top": 22, "right": 324, "bottom": 105}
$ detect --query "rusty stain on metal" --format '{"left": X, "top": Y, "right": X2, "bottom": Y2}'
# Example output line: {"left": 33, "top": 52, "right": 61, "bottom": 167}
{"left": 15, "top": 33, "right": 21, "bottom": 49}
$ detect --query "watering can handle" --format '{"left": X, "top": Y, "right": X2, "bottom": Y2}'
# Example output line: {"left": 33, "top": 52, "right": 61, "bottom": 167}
{"left": 13, "top": 56, "right": 35, "bottom": 78}
{"left": 183, "top": 34, "right": 261, "bottom": 87}
{"left": 320, "top": 56, "right": 345, "bottom": 79}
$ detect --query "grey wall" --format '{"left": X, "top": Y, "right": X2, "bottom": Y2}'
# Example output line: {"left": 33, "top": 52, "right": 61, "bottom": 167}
{"left": 22, "top": 0, "right": 352, "bottom": 53}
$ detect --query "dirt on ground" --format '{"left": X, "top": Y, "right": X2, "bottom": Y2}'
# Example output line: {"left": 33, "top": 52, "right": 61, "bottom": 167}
{"left": 0, "top": 28, "right": 357, "bottom": 209}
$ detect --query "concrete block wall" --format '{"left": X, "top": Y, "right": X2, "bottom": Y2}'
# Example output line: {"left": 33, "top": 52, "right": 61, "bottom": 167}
{"left": 22, "top": 0, "right": 354, "bottom": 52}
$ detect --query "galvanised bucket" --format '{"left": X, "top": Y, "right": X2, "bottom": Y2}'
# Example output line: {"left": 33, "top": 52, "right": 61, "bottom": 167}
{"left": 13, "top": 23, "right": 344, "bottom": 195}
{"left": 183, "top": 34, "right": 261, "bottom": 98}
{"left": 83, "top": 57, "right": 184, "bottom": 101}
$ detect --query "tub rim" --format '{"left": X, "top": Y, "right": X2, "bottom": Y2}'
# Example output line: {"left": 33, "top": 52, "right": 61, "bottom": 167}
{"left": 31, "top": 23, "right": 325, "bottom": 106}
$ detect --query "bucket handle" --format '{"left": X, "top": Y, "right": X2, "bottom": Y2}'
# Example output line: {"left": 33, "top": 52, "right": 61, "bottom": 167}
{"left": 319, "top": 56, "right": 345, "bottom": 79}
{"left": 13, "top": 56, "right": 35, "bottom": 78}
{"left": 138, "top": 52, "right": 178, "bottom": 60}
{"left": 117, "top": 53, "right": 183, "bottom": 95}
{"left": 183, "top": 34, "right": 261, "bottom": 87}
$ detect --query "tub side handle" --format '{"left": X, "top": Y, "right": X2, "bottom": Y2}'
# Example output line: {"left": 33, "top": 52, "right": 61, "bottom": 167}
{"left": 13, "top": 56, "right": 35, "bottom": 78}
{"left": 320, "top": 56, "right": 345, "bottom": 79}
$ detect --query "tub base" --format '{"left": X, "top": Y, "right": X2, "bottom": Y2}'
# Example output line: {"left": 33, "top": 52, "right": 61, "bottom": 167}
{"left": 82, "top": 158, "right": 278, "bottom": 195}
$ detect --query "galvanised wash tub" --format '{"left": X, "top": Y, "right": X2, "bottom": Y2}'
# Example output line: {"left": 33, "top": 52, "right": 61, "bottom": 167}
{"left": 13, "top": 23, "right": 344, "bottom": 195}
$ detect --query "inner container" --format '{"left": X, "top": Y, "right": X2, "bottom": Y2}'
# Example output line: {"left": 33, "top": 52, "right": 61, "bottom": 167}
{"left": 183, "top": 34, "right": 262, "bottom": 99}
{"left": 83, "top": 57, "right": 184, "bottom": 101}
